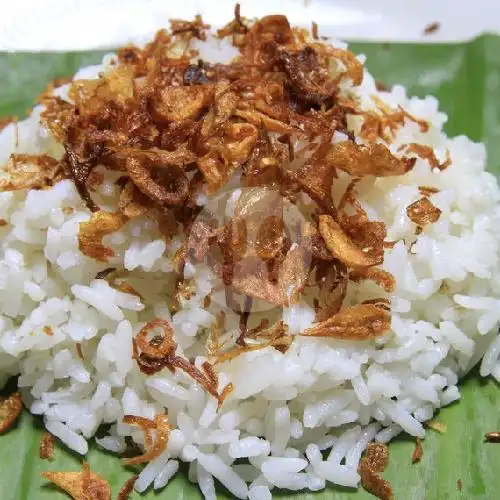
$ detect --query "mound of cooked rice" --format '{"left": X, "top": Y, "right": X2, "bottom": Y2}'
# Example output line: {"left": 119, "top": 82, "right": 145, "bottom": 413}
{"left": 1, "top": 12, "right": 500, "bottom": 499}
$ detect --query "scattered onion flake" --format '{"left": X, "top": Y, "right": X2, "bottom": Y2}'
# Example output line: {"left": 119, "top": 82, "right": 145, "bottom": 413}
{"left": 302, "top": 303, "right": 391, "bottom": 340}
{"left": 118, "top": 181, "right": 152, "bottom": 218}
{"left": 418, "top": 185, "right": 439, "bottom": 197}
{"left": 359, "top": 443, "right": 393, "bottom": 500}
{"left": 217, "top": 323, "right": 293, "bottom": 363}
{"left": 312, "top": 260, "right": 348, "bottom": 321}
{"left": 0, "top": 392, "right": 23, "bottom": 434}
{"left": 41, "top": 463, "right": 111, "bottom": 500}
{"left": 426, "top": 419, "right": 447, "bottom": 433}
{"left": 360, "top": 104, "right": 429, "bottom": 143}
{"left": 134, "top": 318, "right": 233, "bottom": 406}
{"left": 78, "top": 211, "right": 126, "bottom": 262}
{"left": 406, "top": 197, "right": 442, "bottom": 227}
{"left": 350, "top": 267, "right": 395, "bottom": 293}
{"left": 402, "top": 143, "right": 451, "bottom": 171}
{"left": 39, "top": 432, "right": 55, "bottom": 461}
{"left": 485, "top": 432, "right": 500, "bottom": 443}
{"left": 122, "top": 414, "right": 170, "bottom": 465}
{"left": 325, "top": 142, "right": 416, "bottom": 177}
{"left": 412, "top": 437, "right": 423, "bottom": 464}
{"left": 0, "top": 154, "right": 63, "bottom": 192}
{"left": 117, "top": 475, "right": 138, "bottom": 500}
{"left": 318, "top": 215, "right": 383, "bottom": 269}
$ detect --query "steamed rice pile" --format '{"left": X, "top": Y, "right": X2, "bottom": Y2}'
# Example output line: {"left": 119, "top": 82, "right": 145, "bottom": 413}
{"left": 1, "top": 12, "right": 500, "bottom": 499}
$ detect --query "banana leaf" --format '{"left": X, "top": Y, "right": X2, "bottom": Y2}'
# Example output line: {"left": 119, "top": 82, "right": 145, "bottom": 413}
{"left": 1, "top": 35, "right": 500, "bottom": 499}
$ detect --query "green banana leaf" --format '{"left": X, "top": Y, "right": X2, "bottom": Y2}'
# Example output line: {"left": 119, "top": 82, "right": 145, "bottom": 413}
{"left": 2, "top": 35, "right": 500, "bottom": 499}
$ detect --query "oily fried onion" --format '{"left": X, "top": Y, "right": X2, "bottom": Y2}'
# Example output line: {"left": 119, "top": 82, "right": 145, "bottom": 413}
{"left": 325, "top": 141, "right": 415, "bottom": 177}
{"left": 218, "top": 334, "right": 293, "bottom": 363}
{"left": 329, "top": 47, "right": 364, "bottom": 86}
{"left": 123, "top": 414, "right": 170, "bottom": 465}
{"left": 216, "top": 5, "right": 248, "bottom": 47}
{"left": 198, "top": 121, "right": 257, "bottom": 191}
{"left": 278, "top": 46, "right": 337, "bottom": 108}
{"left": 201, "top": 80, "right": 239, "bottom": 137}
{"left": 302, "top": 303, "right": 390, "bottom": 340}
{"left": 341, "top": 215, "right": 386, "bottom": 266}
{"left": 78, "top": 211, "right": 126, "bottom": 262}
{"left": 150, "top": 85, "right": 214, "bottom": 123}
{"left": 40, "top": 432, "right": 55, "bottom": 461}
{"left": 32, "top": 12, "right": 410, "bottom": 366}
{"left": 254, "top": 215, "right": 286, "bottom": 261}
{"left": 0, "top": 392, "right": 23, "bottom": 433}
{"left": 359, "top": 443, "right": 393, "bottom": 500}
{"left": 312, "top": 259, "right": 348, "bottom": 321}
{"left": 406, "top": 197, "right": 441, "bottom": 227}
{"left": 41, "top": 463, "right": 111, "bottom": 500}
{"left": 135, "top": 319, "right": 176, "bottom": 358}
{"left": 239, "top": 15, "right": 292, "bottom": 65}
{"left": 350, "top": 267, "right": 395, "bottom": 293}
{"left": 362, "top": 443, "right": 389, "bottom": 472}
{"left": 426, "top": 419, "right": 447, "bottom": 433}
{"left": 226, "top": 257, "right": 287, "bottom": 305}
{"left": 134, "top": 319, "right": 233, "bottom": 406}
{"left": 0, "top": 154, "right": 63, "bottom": 192}
{"left": 294, "top": 129, "right": 338, "bottom": 215}
{"left": 217, "top": 322, "right": 292, "bottom": 363}
{"left": 224, "top": 122, "right": 258, "bottom": 164}
{"left": 125, "top": 157, "right": 189, "bottom": 206}
{"left": 65, "top": 145, "right": 103, "bottom": 212}
{"left": 234, "top": 108, "right": 302, "bottom": 136}
{"left": 118, "top": 180, "right": 152, "bottom": 217}
{"left": 319, "top": 215, "right": 383, "bottom": 269}
{"left": 197, "top": 151, "right": 229, "bottom": 193}
{"left": 418, "top": 185, "right": 439, "bottom": 197}
{"left": 117, "top": 476, "right": 138, "bottom": 500}
{"left": 226, "top": 241, "right": 309, "bottom": 307}
{"left": 401, "top": 143, "right": 451, "bottom": 171}
{"left": 170, "top": 15, "right": 209, "bottom": 40}
{"left": 412, "top": 437, "right": 423, "bottom": 464}
{"left": 302, "top": 222, "right": 336, "bottom": 261}
{"left": 186, "top": 216, "right": 217, "bottom": 263}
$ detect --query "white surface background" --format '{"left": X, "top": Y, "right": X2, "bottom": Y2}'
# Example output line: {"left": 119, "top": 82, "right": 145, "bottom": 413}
{"left": 0, "top": 0, "right": 499, "bottom": 51}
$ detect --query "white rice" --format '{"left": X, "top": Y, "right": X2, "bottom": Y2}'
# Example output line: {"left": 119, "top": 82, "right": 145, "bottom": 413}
{"left": 1, "top": 32, "right": 500, "bottom": 499}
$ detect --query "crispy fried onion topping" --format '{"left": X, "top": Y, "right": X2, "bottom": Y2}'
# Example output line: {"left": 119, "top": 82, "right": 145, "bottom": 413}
{"left": 318, "top": 215, "right": 383, "bottom": 269}
{"left": 117, "top": 476, "right": 138, "bottom": 500}
{"left": 28, "top": 10, "right": 420, "bottom": 365}
{"left": 209, "top": 320, "right": 293, "bottom": 364}
{"left": 412, "top": 437, "right": 423, "bottom": 464}
{"left": 118, "top": 180, "right": 152, "bottom": 218}
{"left": 311, "top": 259, "right": 348, "bottom": 321}
{"left": 406, "top": 196, "right": 441, "bottom": 227}
{"left": 134, "top": 319, "right": 233, "bottom": 407}
{"left": 302, "top": 303, "right": 390, "bottom": 340}
{"left": 360, "top": 103, "right": 430, "bottom": 144}
{"left": 401, "top": 143, "right": 451, "bottom": 171}
{"left": 0, "top": 154, "right": 63, "bottom": 192}
{"left": 325, "top": 142, "right": 415, "bottom": 177}
{"left": 359, "top": 443, "right": 393, "bottom": 500}
{"left": 122, "top": 414, "right": 170, "bottom": 465}
{"left": 124, "top": 155, "right": 190, "bottom": 207}
{"left": 0, "top": 392, "right": 23, "bottom": 433}
{"left": 34, "top": 8, "right": 419, "bottom": 217}
{"left": 78, "top": 211, "right": 126, "bottom": 262}
{"left": 350, "top": 267, "right": 395, "bottom": 293}
{"left": 41, "top": 463, "right": 111, "bottom": 500}
{"left": 39, "top": 432, "right": 55, "bottom": 461}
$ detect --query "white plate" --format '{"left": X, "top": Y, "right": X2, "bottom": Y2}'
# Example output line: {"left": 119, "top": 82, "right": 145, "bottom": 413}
{"left": 1, "top": 0, "right": 500, "bottom": 51}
